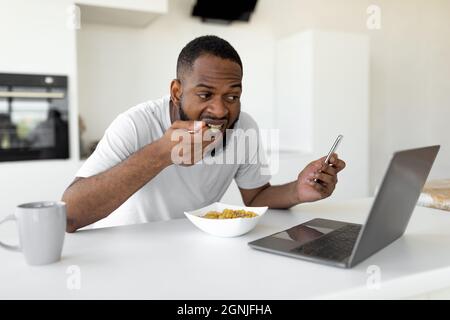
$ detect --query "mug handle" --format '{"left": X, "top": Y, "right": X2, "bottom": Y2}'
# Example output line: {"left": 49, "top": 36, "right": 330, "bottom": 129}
{"left": 0, "top": 214, "right": 20, "bottom": 252}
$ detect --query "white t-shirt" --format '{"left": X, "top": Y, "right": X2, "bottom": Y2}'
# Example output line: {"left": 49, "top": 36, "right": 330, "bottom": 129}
{"left": 76, "top": 95, "right": 271, "bottom": 228}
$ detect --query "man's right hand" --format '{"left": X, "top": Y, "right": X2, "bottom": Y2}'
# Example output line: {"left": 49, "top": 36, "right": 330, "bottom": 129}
{"left": 158, "top": 120, "right": 219, "bottom": 166}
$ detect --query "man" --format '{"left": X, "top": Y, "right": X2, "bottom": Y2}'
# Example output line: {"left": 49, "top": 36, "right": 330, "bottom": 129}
{"left": 63, "top": 35, "right": 345, "bottom": 232}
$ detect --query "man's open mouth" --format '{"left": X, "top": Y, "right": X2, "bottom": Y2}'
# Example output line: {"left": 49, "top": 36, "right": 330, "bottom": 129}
{"left": 203, "top": 119, "right": 227, "bottom": 132}
{"left": 207, "top": 124, "right": 224, "bottom": 132}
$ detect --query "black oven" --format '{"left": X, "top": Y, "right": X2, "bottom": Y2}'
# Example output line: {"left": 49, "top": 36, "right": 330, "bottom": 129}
{"left": 0, "top": 73, "right": 69, "bottom": 162}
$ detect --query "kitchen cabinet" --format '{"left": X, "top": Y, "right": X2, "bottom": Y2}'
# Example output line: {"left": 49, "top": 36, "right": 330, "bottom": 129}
{"left": 75, "top": 0, "right": 168, "bottom": 27}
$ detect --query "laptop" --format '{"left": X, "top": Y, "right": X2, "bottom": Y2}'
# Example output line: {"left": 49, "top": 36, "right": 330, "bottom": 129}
{"left": 248, "top": 145, "right": 440, "bottom": 268}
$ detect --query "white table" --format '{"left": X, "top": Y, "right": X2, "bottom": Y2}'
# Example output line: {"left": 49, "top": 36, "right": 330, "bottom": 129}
{"left": 1, "top": 197, "right": 450, "bottom": 299}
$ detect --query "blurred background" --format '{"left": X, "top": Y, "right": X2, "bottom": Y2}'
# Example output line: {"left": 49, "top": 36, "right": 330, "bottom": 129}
{"left": 0, "top": 0, "right": 449, "bottom": 222}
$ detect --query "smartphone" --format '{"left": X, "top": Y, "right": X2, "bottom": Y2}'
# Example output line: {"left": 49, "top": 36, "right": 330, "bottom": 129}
{"left": 314, "top": 134, "right": 343, "bottom": 182}
{"left": 324, "top": 134, "right": 343, "bottom": 164}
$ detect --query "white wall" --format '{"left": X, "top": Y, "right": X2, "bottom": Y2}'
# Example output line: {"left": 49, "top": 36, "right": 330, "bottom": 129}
{"left": 266, "top": 0, "right": 450, "bottom": 192}
{"left": 367, "top": 0, "right": 450, "bottom": 190}
{"left": 77, "top": 24, "right": 149, "bottom": 145}
{"left": 271, "top": 30, "right": 370, "bottom": 201}
{"left": 0, "top": 0, "right": 83, "bottom": 214}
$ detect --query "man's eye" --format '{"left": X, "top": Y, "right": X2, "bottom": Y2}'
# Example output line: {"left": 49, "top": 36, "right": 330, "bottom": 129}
{"left": 198, "top": 93, "right": 211, "bottom": 99}
{"left": 226, "top": 95, "right": 240, "bottom": 102}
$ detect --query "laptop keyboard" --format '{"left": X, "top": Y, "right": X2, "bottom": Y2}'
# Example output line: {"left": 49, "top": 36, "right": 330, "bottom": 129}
{"left": 292, "top": 224, "right": 362, "bottom": 262}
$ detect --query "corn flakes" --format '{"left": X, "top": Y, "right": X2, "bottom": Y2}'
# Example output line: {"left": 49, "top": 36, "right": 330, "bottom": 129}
{"left": 203, "top": 209, "right": 258, "bottom": 219}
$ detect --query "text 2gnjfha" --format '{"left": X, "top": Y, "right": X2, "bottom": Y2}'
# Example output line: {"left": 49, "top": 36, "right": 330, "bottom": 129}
{"left": 177, "top": 304, "right": 272, "bottom": 318}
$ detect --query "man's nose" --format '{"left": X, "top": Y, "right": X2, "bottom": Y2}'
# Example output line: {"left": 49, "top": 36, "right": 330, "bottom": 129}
{"left": 206, "top": 96, "right": 228, "bottom": 118}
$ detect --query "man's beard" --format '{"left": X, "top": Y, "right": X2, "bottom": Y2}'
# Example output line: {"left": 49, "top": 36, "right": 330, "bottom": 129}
{"left": 178, "top": 101, "right": 240, "bottom": 155}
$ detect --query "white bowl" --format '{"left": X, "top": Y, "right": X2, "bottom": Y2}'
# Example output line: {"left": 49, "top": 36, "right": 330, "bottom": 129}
{"left": 184, "top": 202, "right": 268, "bottom": 237}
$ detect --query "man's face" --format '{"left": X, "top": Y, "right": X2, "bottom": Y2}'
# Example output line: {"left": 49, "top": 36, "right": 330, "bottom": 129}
{"left": 171, "top": 54, "right": 242, "bottom": 133}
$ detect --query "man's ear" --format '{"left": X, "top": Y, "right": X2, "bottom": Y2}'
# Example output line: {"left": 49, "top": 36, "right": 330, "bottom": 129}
{"left": 170, "top": 79, "right": 182, "bottom": 107}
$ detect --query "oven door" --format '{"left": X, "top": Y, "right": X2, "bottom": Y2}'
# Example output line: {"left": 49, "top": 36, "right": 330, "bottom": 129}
{"left": 0, "top": 74, "right": 69, "bottom": 162}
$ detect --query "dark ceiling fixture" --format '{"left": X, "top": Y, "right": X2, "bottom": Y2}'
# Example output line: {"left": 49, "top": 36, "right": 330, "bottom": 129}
{"left": 192, "top": 0, "right": 258, "bottom": 25}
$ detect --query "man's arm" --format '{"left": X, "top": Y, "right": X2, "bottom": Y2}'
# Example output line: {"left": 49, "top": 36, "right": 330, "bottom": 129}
{"left": 62, "top": 120, "right": 210, "bottom": 233}
{"left": 239, "top": 182, "right": 300, "bottom": 209}
{"left": 239, "top": 154, "right": 346, "bottom": 209}
{"left": 62, "top": 139, "right": 171, "bottom": 232}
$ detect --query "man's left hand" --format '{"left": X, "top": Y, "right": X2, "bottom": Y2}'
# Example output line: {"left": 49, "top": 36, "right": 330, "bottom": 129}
{"left": 294, "top": 153, "right": 346, "bottom": 203}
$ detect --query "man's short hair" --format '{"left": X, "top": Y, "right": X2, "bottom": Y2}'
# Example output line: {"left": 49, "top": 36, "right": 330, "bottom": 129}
{"left": 176, "top": 35, "right": 243, "bottom": 79}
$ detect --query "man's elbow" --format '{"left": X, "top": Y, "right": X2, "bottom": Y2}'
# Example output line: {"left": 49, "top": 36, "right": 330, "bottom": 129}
{"left": 65, "top": 215, "right": 79, "bottom": 233}
{"left": 66, "top": 224, "right": 78, "bottom": 233}
{"left": 62, "top": 192, "right": 79, "bottom": 233}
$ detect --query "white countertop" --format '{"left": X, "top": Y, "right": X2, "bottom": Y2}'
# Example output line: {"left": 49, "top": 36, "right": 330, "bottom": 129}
{"left": 1, "top": 197, "right": 450, "bottom": 299}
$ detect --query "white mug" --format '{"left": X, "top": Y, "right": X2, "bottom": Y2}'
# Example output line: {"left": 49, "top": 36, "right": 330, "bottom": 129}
{"left": 0, "top": 201, "right": 66, "bottom": 265}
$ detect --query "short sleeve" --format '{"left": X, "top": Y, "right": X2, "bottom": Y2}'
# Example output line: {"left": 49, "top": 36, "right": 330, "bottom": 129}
{"left": 76, "top": 114, "right": 139, "bottom": 178}
{"left": 234, "top": 114, "right": 272, "bottom": 189}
